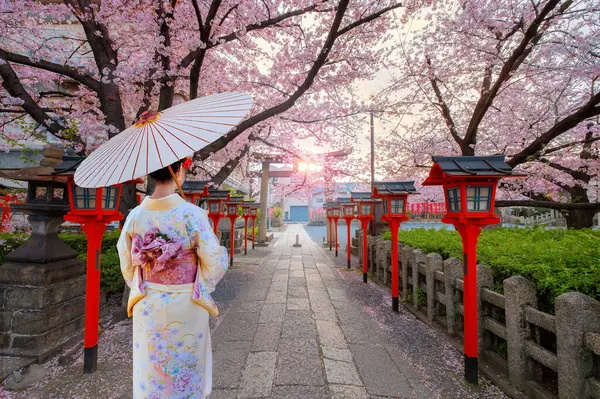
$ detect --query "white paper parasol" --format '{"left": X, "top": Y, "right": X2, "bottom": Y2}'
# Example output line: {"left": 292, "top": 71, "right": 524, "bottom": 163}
{"left": 74, "top": 92, "right": 252, "bottom": 188}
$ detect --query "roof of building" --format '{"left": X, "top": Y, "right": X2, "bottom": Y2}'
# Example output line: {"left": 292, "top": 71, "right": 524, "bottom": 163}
{"left": 350, "top": 192, "right": 378, "bottom": 201}
{"left": 373, "top": 181, "right": 417, "bottom": 195}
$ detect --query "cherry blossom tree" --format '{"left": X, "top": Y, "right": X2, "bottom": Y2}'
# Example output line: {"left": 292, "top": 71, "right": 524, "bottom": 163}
{"left": 376, "top": 0, "right": 600, "bottom": 228}
{"left": 0, "top": 0, "right": 429, "bottom": 213}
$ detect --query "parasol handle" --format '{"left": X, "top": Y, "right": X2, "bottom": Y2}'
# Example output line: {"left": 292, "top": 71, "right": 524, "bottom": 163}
{"left": 168, "top": 165, "right": 186, "bottom": 200}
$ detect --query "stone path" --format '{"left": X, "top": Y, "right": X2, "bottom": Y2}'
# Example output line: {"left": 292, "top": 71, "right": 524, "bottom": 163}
{"left": 208, "top": 225, "right": 506, "bottom": 398}
{"left": 1, "top": 224, "right": 509, "bottom": 398}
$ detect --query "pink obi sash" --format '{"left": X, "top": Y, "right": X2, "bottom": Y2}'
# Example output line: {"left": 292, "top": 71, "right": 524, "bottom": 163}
{"left": 142, "top": 249, "right": 197, "bottom": 285}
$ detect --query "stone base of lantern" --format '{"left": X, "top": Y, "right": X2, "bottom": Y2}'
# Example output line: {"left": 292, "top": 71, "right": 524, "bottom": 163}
{"left": 218, "top": 219, "right": 245, "bottom": 254}
{"left": 0, "top": 258, "right": 86, "bottom": 362}
{"left": 0, "top": 210, "right": 86, "bottom": 363}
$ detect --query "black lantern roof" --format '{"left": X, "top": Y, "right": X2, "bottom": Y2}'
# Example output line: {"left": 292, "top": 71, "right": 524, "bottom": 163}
{"left": 52, "top": 156, "right": 84, "bottom": 176}
{"left": 227, "top": 196, "right": 244, "bottom": 203}
{"left": 325, "top": 201, "right": 340, "bottom": 208}
{"left": 181, "top": 180, "right": 209, "bottom": 193}
{"left": 350, "top": 192, "right": 378, "bottom": 202}
{"left": 208, "top": 190, "right": 230, "bottom": 199}
{"left": 337, "top": 197, "right": 351, "bottom": 204}
{"left": 423, "top": 155, "right": 523, "bottom": 186}
{"left": 432, "top": 156, "right": 515, "bottom": 177}
{"left": 373, "top": 181, "right": 417, "bottom": 195}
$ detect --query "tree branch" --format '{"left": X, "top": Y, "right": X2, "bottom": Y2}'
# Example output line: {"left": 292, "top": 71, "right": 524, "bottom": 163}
{"left": 508, "top": 93, "right": 600, "bottom": 166}
{"left": 180, "top": 3, "right": 323, "bottom": 68}
{"left": 1, "top": 48, "right": 101, "bottom": 91}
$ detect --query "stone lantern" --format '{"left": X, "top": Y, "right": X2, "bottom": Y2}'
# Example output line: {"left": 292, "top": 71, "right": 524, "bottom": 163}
{"left": 0, "top": 146, "right": 85, "bottom": 362}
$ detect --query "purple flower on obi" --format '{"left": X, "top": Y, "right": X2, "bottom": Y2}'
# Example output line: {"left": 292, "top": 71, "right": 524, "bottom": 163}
{"left": 197, "top": 333, "right": 204, "bottom": 340}
{"left": 149, "top": 353, "right": 158, "bottom": 362}
{"left": 173, "top": 368, "right": 197, "bottom": 394}
{"left": 176, "top": 341, "right": 185, "bottom": 348}
{"left": 131, "top": 227, "right": 183, "bottom": 272}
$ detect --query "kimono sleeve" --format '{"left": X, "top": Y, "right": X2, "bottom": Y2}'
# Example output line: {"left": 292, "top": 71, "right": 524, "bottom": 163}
{"left": 117, "top": 208, "right": 139, "bottom": 288}
{"left": 193, "top": 208, "right": 228, "bottom": 293}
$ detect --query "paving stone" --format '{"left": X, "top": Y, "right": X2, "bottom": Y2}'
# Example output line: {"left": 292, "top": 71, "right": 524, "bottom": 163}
{"left": 276, "top": 338, "right": 324, "bottom": 386}
{"left": 311, "top": 302, "right": 337, "bottom": 321}
{"left": 270, "top": 385, "right": 328, "bottom": 398}
{"left": 214, "top": 340, "right": 252, "bottom": 352}
{"left": 215, "top": 312, "right": 259, "bottom": 341}
{"left": 324, "top": 359, "right": 362, "bottom": 386}
{"left": 288, "top": 277, "right": 307, "bottom": 288}
{"left": 251, "top": 322, "right": 282, "bottom": 352}
{"left": 322, "top": 347, "right": 353, "bottom": 363}
{"left": 350, "top": 344, "right": 417, "bottom": 398}
{"left": 316, "top": 320, "right": 347, "bottom": 348}
{"left": 289, "top": 270, "right": 305, "bottom": 278}
{"left": 281, "top": 311, "right": 316, "bottom": 339}
{"left": 265, "top": 291, "right": 287, "bottom": 304}
{"left": 329, "top": 384, "right": 369, "bottom": 399}
{"left": 288, "top": 286, "right": 308, "bottom": 298}
{"left": 212, "top": 349, "right": 250, "bottom": 389}
{"left": 241, "top": 287, "right": 269, "bottom": 301}
{"left": 327, "top": 288, "right": 349, "bottom": 302}
{"left": 385, "top": 345, "right": 435, "bottom": 399}
{"left": 207, "top": 388, "right": 237, "bottom": 398}
{"left": 307, "top": 288, "right": 329, "bottom": 299}
{"left": 230, "top": 300, "right": 264, "bottom": 313}
{"left": 259, "top": 303, "right": 286, "bottom": 324}
{"left": 237, "top": 352, "right": 277, "bottom": 398}
{"left": 287, "top": 297, "right": 310, "bottom": 311}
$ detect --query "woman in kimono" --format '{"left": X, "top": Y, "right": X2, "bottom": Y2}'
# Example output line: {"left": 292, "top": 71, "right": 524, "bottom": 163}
{"left": 117, "top": 158, "right": 228, "bottom": 399}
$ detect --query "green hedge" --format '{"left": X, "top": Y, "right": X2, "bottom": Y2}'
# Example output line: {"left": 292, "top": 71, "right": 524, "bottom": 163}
{"left": 381, "top": 227, "right": 600, "bottom": 311}
{"left": 0, "top": 230, "right": 124, "bottom": 294}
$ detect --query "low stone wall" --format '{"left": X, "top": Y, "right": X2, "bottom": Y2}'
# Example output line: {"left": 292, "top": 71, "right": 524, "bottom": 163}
{"left": 358, "top": 231, "right": 600, "bottom": 399}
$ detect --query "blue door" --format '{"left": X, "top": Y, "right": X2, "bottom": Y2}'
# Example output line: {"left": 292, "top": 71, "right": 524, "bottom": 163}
{"left": 289, "top": 206, "right": 309, "bottom": 222}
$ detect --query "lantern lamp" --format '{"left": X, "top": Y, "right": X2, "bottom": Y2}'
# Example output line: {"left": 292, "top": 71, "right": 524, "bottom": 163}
{"left": 48, "top": 156, "right": 124, "bottom": 374}
{"left": 326, "top": 202, "right": 342, "bottom": 257}
{"left": 206, "top": 190, "right": 230, "bottom": 235}
{"left": 338, "top": 198, "right": 355, "bottom": 268}
{"left": 422, "top": 155, "right": 523, "bottom": 385}
{"left": 373, "top": 182, "right": 417, "bottom": 312}
{"left": 350, "top": 192, "right": 377, "bottom": 283}
{"left": 225, "top": 196, "right": 243, "bottom": 267}
{"left": 241, "top": 200, "right": 255, "bottom": 255}
{"left": 249, "top": 204, "right": 259, "bottom": 249}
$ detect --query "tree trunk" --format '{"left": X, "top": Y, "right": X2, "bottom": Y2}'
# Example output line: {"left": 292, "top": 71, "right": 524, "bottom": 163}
{"left": 562, "top": 208, "right": 596, "bottom": 229}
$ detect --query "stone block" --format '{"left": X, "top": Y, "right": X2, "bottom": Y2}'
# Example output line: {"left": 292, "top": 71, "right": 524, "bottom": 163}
{"left": 425, "top": 253, "right": 442, "bottom": 322}
{"left": 504, "top": 276, "right": 538, "bottom": 390}
{"left": 0, "top": 258, "right": 84, "bottom": 286}
{"left": 0, "top": 310, "right": 13, "bottom": 331}
{"left": 11, "top": 295, "right": 85, "bottom": 335}
{"left": 556, "top": 292, "right": 600, "bottom": 399}
{"left": 3, "top": 275, "right": 86, "bottom": 310}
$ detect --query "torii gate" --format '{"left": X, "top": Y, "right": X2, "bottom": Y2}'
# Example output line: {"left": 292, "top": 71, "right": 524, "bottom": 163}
{"left": 253, "top": 148, "right": 352, "bottom": 245}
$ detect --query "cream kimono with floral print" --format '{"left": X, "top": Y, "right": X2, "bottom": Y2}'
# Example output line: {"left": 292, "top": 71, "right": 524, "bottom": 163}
{"left": 118, "top": 193, "right": 228, "bottom": 399}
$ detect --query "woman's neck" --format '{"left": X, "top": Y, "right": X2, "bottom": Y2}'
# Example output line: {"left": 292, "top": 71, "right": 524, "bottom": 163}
{"left": 151, "top": 182, "right": 177, "bottom": 199}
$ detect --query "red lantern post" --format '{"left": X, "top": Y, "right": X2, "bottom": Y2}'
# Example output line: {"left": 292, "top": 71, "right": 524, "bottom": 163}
{"left": 373, "top": 182, "right": 417, "bottom": 312}
{"left": 325, "top": 204, "right": 334, "bottom": 251}
{"left": 350, "top": 192, "right": 376, "bottom": 283}
{"left": 207, "top": 191, "right": 230, "bottom": 234}
{"left": 63, "top": 177, "right": 123, "bottom": 374}
{"left": 423, "top": 155, "right": 523, "bottom": 385}
{"left": 225, "top": 197, "right": 243, "bottom": 267}
{"left": 339, "top": 199, "right": 356, "bottom": 268}
{"left": 241, "top": 200, "right": 255, "bottom": 255}
{"left": 331, "top": 205, "right": 341, "bottom": 257}
{"left": 250, "top": 204, "right": 259, "bottom": 249}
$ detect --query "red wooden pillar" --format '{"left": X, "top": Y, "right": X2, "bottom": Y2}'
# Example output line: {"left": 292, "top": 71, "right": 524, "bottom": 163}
{"left": 456, "top": 223, "right": 482, "bottom": 384}
{"left": 333, "top": 218, "right": 339, "bottom": 257}
{"left": 80, "top": 221, "right": 107, "bottom": 373}
{"left": 251, "top": 218, "right": 256, "bottom": 249}
{"left": 361, "top": 219, "right": 370, "bottom": 283}
{"left": 229, "top": 217, "right": 236, "bottom": 267}
{"left": 243, "top": 216, "right": 249, "bottom": 255}
{"left": 388, "top": 219, "right": 400, "bottom": 312}
{"left": 346, "top": 222, "right": 351, "bottom": 268}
